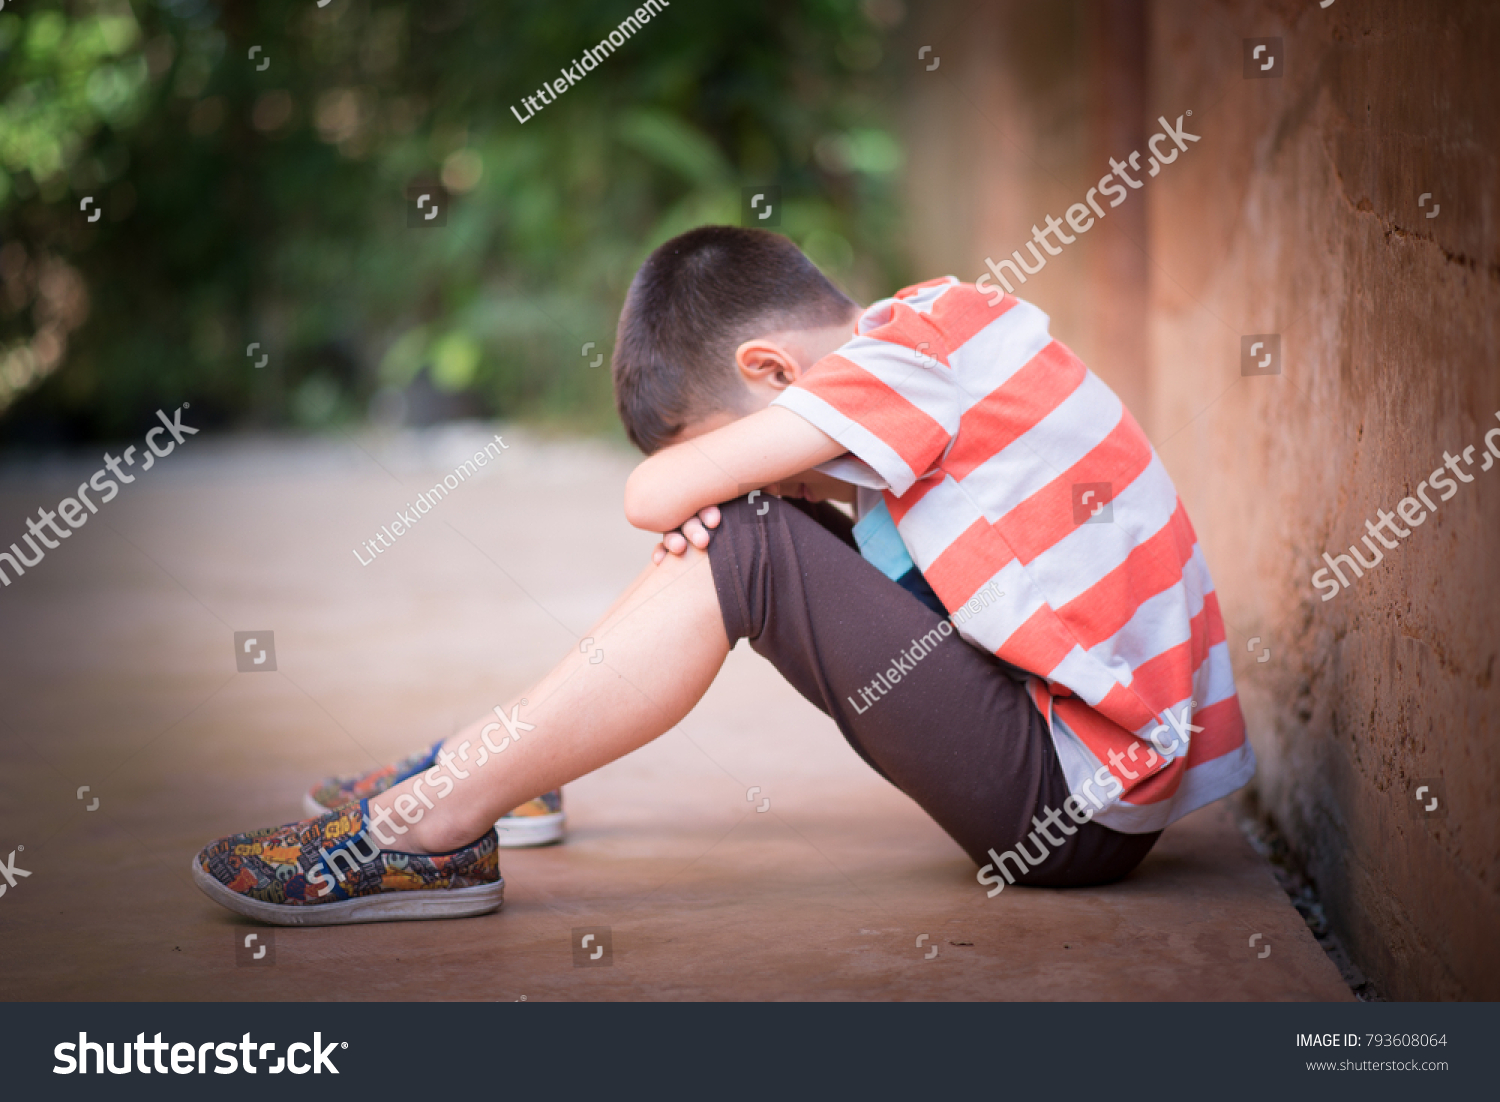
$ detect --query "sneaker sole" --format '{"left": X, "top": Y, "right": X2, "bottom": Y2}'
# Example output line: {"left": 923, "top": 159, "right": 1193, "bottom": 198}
{"left": 191, "top": 857, "right": 504, "bottom": 927}
{"left": 495, "top": 811, "right": 565, "bottom": 848}
{"left": 301, "top": 794, "right": 565, "bottom": 848}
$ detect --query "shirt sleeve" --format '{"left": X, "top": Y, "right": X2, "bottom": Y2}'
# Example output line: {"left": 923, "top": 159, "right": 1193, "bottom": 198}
{"left": 771, "top": 298, "right": 961, "bottom": 497}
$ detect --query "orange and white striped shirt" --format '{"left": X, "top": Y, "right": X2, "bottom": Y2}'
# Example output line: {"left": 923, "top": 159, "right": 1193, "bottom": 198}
{"left": 773, "top": 277, "right": 1254, "bottom": 833}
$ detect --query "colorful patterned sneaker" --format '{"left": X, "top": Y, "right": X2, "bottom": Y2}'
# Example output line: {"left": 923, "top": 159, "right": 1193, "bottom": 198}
{"left": 191, "top": 800, "right": 503, "bottom": 926}
{"left": 303, "top": 740, "right": 444, "bottom": 818}
{"left": 304, "top": 743, "right": 566, "bottom": 848}
{"left": 495, "top": 789, "right": 565, "bottom": 849}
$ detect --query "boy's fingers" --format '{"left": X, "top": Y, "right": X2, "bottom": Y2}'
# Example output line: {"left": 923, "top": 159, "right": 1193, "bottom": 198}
{"left": 648, "top": 502, "right": 738, "bottom": 564}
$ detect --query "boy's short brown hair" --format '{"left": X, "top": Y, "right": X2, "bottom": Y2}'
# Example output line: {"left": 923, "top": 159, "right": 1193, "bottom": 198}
{"left": 612, "top": 225, "right": 858, "bottom": 454}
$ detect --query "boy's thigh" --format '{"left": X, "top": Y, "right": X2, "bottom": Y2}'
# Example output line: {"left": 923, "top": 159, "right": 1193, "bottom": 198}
{"left": 706, "top": 495, "right": 1065, "bottom": 868}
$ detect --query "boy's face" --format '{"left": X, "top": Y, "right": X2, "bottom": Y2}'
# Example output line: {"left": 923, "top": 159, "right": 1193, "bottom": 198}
{"left": 668, "top": 313, "right": 860, "bottom": 445}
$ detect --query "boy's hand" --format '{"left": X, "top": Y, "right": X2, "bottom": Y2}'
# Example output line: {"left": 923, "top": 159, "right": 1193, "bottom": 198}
{"left": 652, "top": 506, "right": 721, "bottom": 565}
{"left": 648, "top": 467, "right": 853, "bottom": 563}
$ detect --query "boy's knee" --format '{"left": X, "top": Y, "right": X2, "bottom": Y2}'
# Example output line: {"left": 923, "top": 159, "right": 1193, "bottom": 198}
{"left": 710, "top": 493, "right": 833, "bottom": 562}
{"left": 708, "top": 494, "right": 858, "bottom": 621}
{"left": 705, "top": 496, "right": 766, "bottom": 572}
{"left": 709, "top": 494, "right": 779, "bottom": 551}
{"left": 715, "top": 493, "right": 767, "bottom": 524}
{"left": 714, "top": 493, "right": 848, "bottom": 539}
{"left": 705, "top": 495, "right": 805, "bottom": 643}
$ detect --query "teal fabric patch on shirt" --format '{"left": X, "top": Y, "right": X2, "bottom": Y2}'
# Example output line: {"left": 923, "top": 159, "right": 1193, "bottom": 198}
{"left": 851, "top": 498, "right": 916, "bottom": 582}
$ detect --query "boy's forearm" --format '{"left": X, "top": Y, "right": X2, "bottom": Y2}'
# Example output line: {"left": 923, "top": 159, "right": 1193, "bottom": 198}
{"left": 623, "top": 406, "right": 846, "bottom": 533}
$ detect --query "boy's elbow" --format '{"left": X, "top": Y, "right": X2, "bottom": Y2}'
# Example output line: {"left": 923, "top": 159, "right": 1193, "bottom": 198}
{"left": 623, "top": 497, "right": 661, "bottom": 533}
{"left": 623, "top": 470, "right": 671, "bottom": 532}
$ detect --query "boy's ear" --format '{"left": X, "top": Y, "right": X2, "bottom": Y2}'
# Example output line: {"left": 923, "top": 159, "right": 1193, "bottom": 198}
{"left": 733, "top": 338, "right": 803, "bottom": 391}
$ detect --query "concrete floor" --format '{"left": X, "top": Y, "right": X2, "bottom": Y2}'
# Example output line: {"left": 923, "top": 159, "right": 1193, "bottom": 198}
{"left": 0, "top": 425, "right": 1350, "bottom": 1001}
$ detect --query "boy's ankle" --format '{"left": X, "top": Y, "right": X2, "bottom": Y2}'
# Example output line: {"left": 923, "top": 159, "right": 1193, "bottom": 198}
{"left": 365, "top": 794, "right": 489, "bottom": 855}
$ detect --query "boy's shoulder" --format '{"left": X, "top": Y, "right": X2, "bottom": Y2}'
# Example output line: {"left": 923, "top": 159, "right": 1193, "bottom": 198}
{"left": 840, "top": 275, "right": 1038, "bottom": 370}
{"left": 853, "top": 276, "right": 1019, "bottom": 352}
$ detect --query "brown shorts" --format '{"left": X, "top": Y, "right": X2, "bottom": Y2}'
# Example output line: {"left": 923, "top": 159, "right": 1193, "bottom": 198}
{"left": 707, "top": 495, "right": 1159, "bottom": 887}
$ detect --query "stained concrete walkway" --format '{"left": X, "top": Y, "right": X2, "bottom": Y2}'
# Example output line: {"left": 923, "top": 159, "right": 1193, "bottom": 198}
{"left": 0, "top": 426, "right": 1350, "bottom": 1001}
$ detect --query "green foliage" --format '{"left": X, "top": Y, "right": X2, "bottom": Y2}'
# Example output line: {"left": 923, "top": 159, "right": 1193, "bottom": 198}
{"left": 0, "top": 0, "right": 912, "bottom": 442}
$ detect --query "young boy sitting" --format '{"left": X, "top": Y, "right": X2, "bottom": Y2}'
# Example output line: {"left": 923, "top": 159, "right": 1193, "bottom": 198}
{"left": 192, "top": 225, "right": 1254, "bottom": 925}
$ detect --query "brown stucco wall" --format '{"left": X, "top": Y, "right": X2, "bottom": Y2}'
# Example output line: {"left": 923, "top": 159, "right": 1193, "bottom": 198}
{"left": 1147, "top": 0, "right": 1499, "bottom": 1000}
{"left": 907, "top": 0, "right": 1500, "bottom": 998}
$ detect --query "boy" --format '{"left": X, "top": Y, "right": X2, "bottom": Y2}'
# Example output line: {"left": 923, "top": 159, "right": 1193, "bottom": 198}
{"left": 193, "top": 226, "right": 1253, "bottom": 925}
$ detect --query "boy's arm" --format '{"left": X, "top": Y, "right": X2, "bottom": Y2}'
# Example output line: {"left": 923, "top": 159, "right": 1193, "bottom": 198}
{"left": 623, "top": 406, "right": 847, "bottom": 534}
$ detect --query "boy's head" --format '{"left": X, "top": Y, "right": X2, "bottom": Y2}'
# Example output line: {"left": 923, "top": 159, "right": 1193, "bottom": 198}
{"left": 612, "top": 225, "right": 860, "bottom": 453}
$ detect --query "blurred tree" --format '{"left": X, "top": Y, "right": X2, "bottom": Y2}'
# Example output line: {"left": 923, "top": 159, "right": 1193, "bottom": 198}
{"left": 0, "top": 0, "right": 913, "bottom": 444}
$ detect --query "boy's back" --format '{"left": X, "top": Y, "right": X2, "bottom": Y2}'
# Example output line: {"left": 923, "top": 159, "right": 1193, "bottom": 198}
{"left": 773, "top": 276, "right": 1254, "bottom": 833}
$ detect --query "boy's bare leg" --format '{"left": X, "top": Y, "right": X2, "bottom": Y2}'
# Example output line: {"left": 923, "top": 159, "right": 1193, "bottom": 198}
{"left": 366, "top": 544, "right": 728, "bottom": 854}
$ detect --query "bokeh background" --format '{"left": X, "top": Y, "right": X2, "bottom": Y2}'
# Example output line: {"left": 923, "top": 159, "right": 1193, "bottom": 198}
{"left": 0, "top": 0, "right": 910, "bottom": 442}
{"left": 2, "top": 0, "right": 1497, "bottom": 1001}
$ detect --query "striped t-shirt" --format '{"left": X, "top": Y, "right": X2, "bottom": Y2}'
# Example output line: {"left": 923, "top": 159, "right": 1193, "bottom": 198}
{"left": 772, "top": 276, "right": 1254, "bottom": 833}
